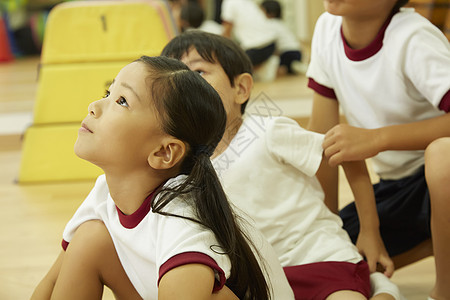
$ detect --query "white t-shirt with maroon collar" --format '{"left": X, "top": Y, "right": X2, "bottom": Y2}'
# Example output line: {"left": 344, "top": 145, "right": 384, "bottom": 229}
{"left": 62, "top": 175, "right": 295, "bottom": 299}
{"left": 307, "top": 8, "right": 450, "bottom": 180}
{"left": 212, "top": 115, "right": 364, "bottom": 267}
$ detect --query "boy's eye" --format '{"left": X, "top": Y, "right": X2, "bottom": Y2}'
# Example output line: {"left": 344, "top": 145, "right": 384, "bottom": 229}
{"left": 195, "top": 70, "right": 205, "bottom": 76}
{"left": 116, "top": 96, "right": 129, "bottom": 107}
{"left": 104, "top": 90, "right": 110, "bottom": 98}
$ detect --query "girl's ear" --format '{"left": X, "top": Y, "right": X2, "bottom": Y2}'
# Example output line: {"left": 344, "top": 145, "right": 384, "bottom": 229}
{"left": 234, "top": 73, "right": 253, "bottom": 105}
{"left": 147, "top": 138, "right": 186, "bottom": 170}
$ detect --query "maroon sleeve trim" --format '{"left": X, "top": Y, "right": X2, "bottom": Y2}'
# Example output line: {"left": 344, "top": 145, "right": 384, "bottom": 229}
{"left": 62, "top": 239, "right": 69, "bottom": 251}
{"left": 438, "top": 89, "right": 450, "bottom": 112}
{"left": 158, "top": 251, "right": 226, "bottom": 292}
{"left": 307, "top": 78, "right": 337, "bottom": 100}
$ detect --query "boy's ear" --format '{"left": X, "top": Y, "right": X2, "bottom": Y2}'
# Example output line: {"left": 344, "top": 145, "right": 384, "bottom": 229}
{"left": 234, "top": 73, "right": 253, "bottom": 105}
{"left": 147, "top": 138, "right": 186, "bottom": 170}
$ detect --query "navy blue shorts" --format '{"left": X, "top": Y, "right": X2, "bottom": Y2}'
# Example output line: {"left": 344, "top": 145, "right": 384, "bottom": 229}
{"left": 245, "top": 42, "right": 275, "bottom": 66}
{"left": 340, "top": 166, "right": 431, "bottom": 257}
{"left": 280, "top": 50, "right": 302, "bottom": 74}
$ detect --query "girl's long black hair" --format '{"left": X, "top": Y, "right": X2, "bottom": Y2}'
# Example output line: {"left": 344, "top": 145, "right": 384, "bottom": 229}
{"left": 137, "top": 56, "right": 270, "bottom": 300}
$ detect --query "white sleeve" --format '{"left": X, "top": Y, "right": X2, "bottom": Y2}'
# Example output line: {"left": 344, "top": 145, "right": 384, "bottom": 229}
{"left": 306, "top": 12, "right": 337, "bottom": 89}
{"left": 61, "top": 175, "right": 108, "bottom": 247}
{"left": 220, "top": 0, "right": 236, "bottom": 23}
{"left": 154, "top": 198, "right": 231, "bottom": 290}
{"left": 403, "top": 24, "right": 450, "bottom": 109}
{"left": 266, "top": 117, "right": 324, "bottom": 177}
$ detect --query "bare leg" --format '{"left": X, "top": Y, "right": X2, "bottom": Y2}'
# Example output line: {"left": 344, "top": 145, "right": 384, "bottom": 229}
{"left": 390, "top": 238, "right": 433, "bottom": 269}
{"left": 425, "top": 137, "right": 450, "bottom": 300}
{"left": 31, "top": 251, "right": 64, "bottom": 299}
{"left": 326, "top": 290, "right": 367, "bottom": 300}
{"left": 370, "top": 294, "right": 394, "bottom": 300}
{"left": 51, "top": 220, "right": 141, "bottom": 300}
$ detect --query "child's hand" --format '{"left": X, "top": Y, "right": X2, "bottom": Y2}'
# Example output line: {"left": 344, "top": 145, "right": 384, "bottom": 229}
{"left": 356, "top": 230, "right": 394, "bottom": 278}
{"left": 323, "top": 124, "right": 381, "bottom": 166}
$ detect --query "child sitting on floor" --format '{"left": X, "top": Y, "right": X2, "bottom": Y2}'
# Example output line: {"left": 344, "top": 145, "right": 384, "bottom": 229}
{"left": 31, "top": 56, "right": 294, "bottom": 300}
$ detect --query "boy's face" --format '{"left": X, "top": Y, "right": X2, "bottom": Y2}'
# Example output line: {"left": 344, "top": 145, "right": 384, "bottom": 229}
{"left": 181, "top": 48, "right": 243, "bottom": 128}
{"left": 75, "top": 62, "right": 166, "bottom": 171}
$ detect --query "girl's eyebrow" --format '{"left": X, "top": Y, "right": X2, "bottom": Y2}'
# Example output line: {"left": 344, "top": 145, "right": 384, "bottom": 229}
{"left": 110, "top": 79, "right": 141, "bottom": 102}
{"left": 121, "top": 82, "right": 141, "bottom": 102}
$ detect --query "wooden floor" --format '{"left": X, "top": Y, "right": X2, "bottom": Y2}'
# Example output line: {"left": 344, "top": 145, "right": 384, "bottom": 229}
{"left": 0, "top": 56, "right": 435, "bottom": 299}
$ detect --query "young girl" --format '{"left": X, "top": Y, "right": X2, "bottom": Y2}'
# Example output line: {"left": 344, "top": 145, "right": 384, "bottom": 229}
{"left": 31, "top": 56, "right": 294, "bottom": 300}
{"left": 306, "top": 0, "right": 450, "bottom": 299}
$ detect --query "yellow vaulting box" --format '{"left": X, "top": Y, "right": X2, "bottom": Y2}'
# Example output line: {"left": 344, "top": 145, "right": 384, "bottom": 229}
{"left": 19, "top": 0, "right": 177, "bottom": 183}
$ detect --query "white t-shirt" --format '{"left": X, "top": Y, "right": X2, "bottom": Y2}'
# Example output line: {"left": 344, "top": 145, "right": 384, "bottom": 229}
{"left": 307, "top": 9, "right": 450, "bottom": 180}
{"left": 212, "top": 115, "right": 363, "bottom": 267}
{"left": 198, "top": 20, "right": 224, "bottom": 35}
{"left": 62, "top": 175, "right": 294, "bottom": 299}
{"left": 268, "top": 18, "right": 300, "bottom": 53}
{"left": 221, "top": 0, "right": 276, "bottom": 50}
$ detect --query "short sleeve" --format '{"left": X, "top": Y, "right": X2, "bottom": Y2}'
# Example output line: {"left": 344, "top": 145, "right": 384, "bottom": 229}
{"left": 61, "top": 175, "right": 108, "bottom": 248}
{"left": 154, "top": 198, "right": 231, "bottom": 292}
{"left": 266, "top": 117, "right": 324, "bottom": 177}
{"left": 306, "top": 13, "right": 339, "bottom": 98}
{"left": 403, "top": 26, "right": 450, "bottom": 112}
{"left": 220, "top": 0, "right": 235, "bottom": 23}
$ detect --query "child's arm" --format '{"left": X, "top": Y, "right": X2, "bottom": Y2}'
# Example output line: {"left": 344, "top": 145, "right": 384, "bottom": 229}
{"left": 30, "top": 251, "right": 64, "bottom": 300}
{"left": 323, "top": 112, "right": 450, "bottom": 166}
{"left": 341, "top": 161, "right": 394, "bottom": 277}
{"left": 158, "top": 264, "right": 238, "bottom": 300}
{"left": 308, "top": 92, "right": 340, "bottom": 213}
{"left": 308, "top": 92, "right": 393, "bottom": 275}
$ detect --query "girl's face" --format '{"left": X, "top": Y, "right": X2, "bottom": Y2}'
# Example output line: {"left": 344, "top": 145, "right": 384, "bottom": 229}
{"left": 75, "top": 62, "right": 166, "bottom": 172}
{"left": 324, "top": 0, "right": 396, "bottom": 19}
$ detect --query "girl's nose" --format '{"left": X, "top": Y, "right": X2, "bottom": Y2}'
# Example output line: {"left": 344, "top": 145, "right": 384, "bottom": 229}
{"left": 88, "top": 99, "right": 102, "bottom": 117}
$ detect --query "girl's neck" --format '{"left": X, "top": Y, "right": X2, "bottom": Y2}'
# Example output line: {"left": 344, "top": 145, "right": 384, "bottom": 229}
{"left": 341, "top": 12, "right": 391, "bottom": 49}
{"left": 104, "top": 170, "right": 164, "bottom": 215}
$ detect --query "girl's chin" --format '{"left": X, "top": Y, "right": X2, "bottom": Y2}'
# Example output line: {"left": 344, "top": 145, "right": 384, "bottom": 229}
{"left": 74, "top": 143, "right": 93, "bottom": 162}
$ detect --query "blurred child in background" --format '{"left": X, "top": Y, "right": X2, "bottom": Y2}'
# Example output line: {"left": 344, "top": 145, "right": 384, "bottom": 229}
{"left": 179, "top": 0, "right": 223, "bottom": 35}
{"left": 221, "top": 0, "right": 279, "bottom": 82}
{"left": 261, "top": 0, "right": 307, "bottom": 75}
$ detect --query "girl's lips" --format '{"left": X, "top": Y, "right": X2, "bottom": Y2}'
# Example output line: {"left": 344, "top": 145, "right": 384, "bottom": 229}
{"left": 80, "top": 122, "right": 93, "bottom": 133}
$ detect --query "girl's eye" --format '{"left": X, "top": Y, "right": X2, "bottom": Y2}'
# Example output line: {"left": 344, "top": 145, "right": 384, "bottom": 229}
{"left": 116, "top": 96, "right": 129, "bottom": 107}
{"left": 104, "top": 90, "right": 110, "bottom": 98}
{"left": 196, "top": 70, "right": 205, "bottom": 76}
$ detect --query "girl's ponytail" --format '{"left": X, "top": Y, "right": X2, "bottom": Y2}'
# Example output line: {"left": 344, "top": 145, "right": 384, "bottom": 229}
{"left": 189, "top": 151, "right": 270, "bottom": 299}
{"left": 139, "top": 56, "right": 270, "bottom": 299}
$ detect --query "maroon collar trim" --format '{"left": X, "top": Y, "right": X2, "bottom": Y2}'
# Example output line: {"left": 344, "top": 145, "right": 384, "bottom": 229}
{"left": 340, "top": 13, "right": 394, "bottom": 61}
{"left": 116, "top": 189, "right": 157, "bottom": 229}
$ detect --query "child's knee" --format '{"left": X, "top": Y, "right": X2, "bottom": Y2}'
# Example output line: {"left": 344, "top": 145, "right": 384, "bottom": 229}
{"left": 70, "top": 220, "right": 113, "bottom": 258}
{"left": 425, "top": 138, "right": 450, "bottom": 178}
{"left": 426, "top": 137, "right": 450, "bottom": 159}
